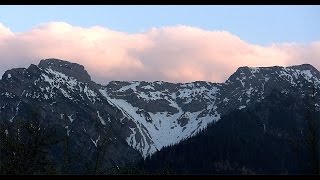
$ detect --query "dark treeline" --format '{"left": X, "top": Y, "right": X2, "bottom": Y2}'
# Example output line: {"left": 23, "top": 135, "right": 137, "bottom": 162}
{"left": 0, "top": 107, "right": 124, "bottom": 175}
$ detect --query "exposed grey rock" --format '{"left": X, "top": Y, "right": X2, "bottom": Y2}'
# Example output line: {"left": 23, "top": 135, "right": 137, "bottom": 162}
{"left": 38, "top": 58, "right": 91, "bottom": 82}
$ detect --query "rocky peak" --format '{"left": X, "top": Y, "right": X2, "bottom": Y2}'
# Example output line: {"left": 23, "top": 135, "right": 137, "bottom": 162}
{"left": 287, "top": 64, "right": 320, "bottom": 80}
{"left": 226, "top": 64, "right": 320, "bottom": 85}
{"left": 38, "top": 58, "right": 91, "bottom": 82}
{"left": 288, "top": 63, "right": 318, "bottom": 71}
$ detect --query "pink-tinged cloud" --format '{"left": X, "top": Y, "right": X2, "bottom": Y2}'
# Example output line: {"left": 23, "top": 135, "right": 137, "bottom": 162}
{"left": 0, "top": 22, "right": 319, "bottom": 84}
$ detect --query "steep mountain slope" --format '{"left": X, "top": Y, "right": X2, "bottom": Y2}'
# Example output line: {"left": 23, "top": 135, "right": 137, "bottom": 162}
{"left": 101, "top": 64, "right": 320, "bottom": 157}
{"left": 0, "top": 59, "right": 142, "bottom": 174}
{"left": 99, "top": 81, "right": 221, "bottom": 157}
{"left": 139, "top": 90, "right": 320, "bottom": 174}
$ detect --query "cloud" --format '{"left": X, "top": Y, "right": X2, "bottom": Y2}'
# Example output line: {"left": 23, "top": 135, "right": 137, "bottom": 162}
{"left": 0, "top": 22, "right": 319, "bottom": 84}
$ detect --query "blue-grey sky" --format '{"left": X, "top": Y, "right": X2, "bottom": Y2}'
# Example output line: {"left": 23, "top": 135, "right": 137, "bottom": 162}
{"left": 0, "top": 5, "right": 319, "bottom": 45}
{"left": 0, "top": 5, "right": 319, "bottom": 83}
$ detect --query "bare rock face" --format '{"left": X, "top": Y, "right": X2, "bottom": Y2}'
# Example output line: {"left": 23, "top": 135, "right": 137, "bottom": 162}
{"left": 38, "top": 58, "right": 91, "bottom": 82}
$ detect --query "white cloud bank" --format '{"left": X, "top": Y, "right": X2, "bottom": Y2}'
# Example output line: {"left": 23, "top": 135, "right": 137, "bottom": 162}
{"left": 0, "top": 22, "right": 319, "bottom": 84}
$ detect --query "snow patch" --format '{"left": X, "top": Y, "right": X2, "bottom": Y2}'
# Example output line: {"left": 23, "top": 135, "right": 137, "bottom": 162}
{"left": 1, "top": 92, "right": 15, "bottom": 98}
{"left": 264, "top": 77, "right": 270, "bottom": 82}
{"left": 126, "top": 127, "right": 137, "bottom": 148}
{"left": 118, "top": 81, "right": 140, "bottom": 92}
{"left": 250, "top": 67, "right": 260, "bottom": 74}
{"left": 65, "top": 126, "right": 70, "bottom": 136}
{"left": 44, "top": 94, "right": 49, "bottom": 100}
{"left": 300, "top": 70, "right": 313, "bottom": 82}
{"left": 141, "top": 85, "right": 155, "bottom": 90}
{"left": 97, "top": 111, "right": 106, "bottom": 125}
{"left": 9, "top": 101, "right": 21, "bottom": 122}
{"left": 68, "top": 114, "right": 75, "bottom": 123}
{"left": 91, "top": 136, "right": 100, "bottom": 148}
{"left": 246, "top": 87, "right": 253, "bottom": 96}
{"left": 83, "top": 85, "right": 98, "bottom": 103}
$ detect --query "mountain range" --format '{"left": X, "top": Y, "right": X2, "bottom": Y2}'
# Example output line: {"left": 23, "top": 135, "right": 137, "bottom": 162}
{"left": 0, "top": 58, "right": 319, "bottom": 174}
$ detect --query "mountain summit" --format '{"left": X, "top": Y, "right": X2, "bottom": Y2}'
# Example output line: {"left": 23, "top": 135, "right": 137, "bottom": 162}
{"left": 38, "top": 59, "right": 92, "bottom": 82}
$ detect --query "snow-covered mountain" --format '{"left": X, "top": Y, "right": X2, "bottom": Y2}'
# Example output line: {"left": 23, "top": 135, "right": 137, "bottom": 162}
{"left": 1, "top": 59, "right": 319, "bottom": 161}
{"left": 100, "top": 81, "right": 222, "bottom": 157}
{"left": 100, "top": 64, "right": 320, "bottom": 157}
{"left": 0, "top": 59, "right": 142, "bottom": 172}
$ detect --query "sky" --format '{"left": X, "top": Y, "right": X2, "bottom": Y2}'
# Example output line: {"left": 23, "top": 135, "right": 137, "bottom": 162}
{"left": 0, "top": 5, "right": 319, "bottom": 84}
